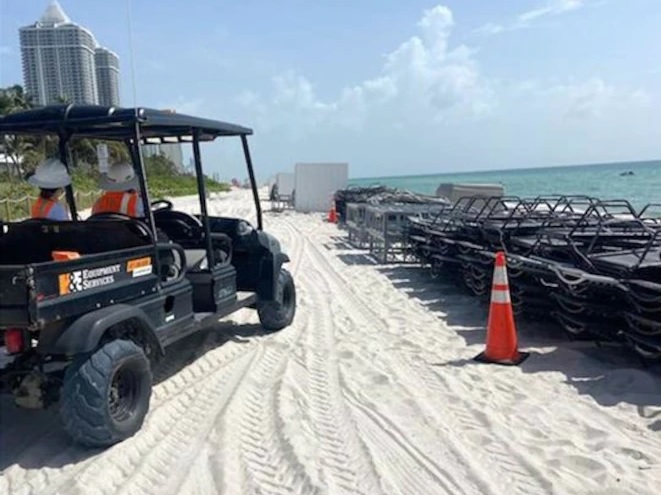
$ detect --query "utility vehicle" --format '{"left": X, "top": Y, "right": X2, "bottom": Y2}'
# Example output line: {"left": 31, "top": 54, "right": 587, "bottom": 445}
{"left": 0, "top": 105, "right": 296, "bottom": 447}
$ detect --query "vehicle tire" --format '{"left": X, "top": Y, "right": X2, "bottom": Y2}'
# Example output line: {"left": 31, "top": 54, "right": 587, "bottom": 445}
{"left": 60, "top": 339, "right": 152, "bottom": 447}
{"left": 257, "top": 268, "right": 296, "bottom": 331}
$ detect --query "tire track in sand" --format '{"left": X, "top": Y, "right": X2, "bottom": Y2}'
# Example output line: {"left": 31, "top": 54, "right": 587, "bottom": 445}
{"left": 3, "top": 336, "right": 261, "bottom": 495}
{"left": 235, "top": 223, "right": 315, "bottom": 494}
{"left": 277, "top": 217, "right": 385, "bottom": 493}
{"left": 188, "top": 216, "right": 319, "bottom": 495}
{"left": 287, "top": 217, "right": 552, "bottom": 495}
{"left": 31, "top": 349, "right": 258, "bottom": 495}
{"left": 341, "top": 381, "right": 476, "bottom": 495}
{"left": 404, "top": 353, "right": 555, "bottom": 495}
{"left": 297, "top": 266, "right": 384, "bottom": 495}
{"left": 235, "top": 335, "right": 320, "bottom": 495}
{"left": 301, "top": 236, "right": 485, "bottom": 495}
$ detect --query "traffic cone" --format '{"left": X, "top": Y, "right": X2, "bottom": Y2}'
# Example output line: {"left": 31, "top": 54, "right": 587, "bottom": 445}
{"left": 328, "top": 204, "right": 337, "bottom": 223}
{"left": 474, "top": 252, "right": 529, "bottom": 366}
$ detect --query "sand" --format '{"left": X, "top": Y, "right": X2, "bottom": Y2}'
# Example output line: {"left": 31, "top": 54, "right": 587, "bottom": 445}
{"left": 1, "top": 188, "right": 660, "bottom": 495}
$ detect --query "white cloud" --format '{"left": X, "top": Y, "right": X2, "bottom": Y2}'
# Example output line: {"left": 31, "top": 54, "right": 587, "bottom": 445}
{"left": 227, "top": 3, "right": 657, "bottom": 177}
{"left": 238, "top": 5, "right": 493, "bottom": 134}
{"left": 518, "top": 0, "right": 584, "bottom": 23}
{"left": 474, "top": 23, "right": 505, "bottom": 36}
{"left": 235, "top": 73, "right": 341, "bottom": 140}
{"left": 508, "top": 76, "right": 652, "bottom": 122}
{"left": 476, "top": 0, "right": 587, "bottom": 36}
{"left": 554, "top": 78, "right": 615, "bottom": 120}
{"left": 547, "top": 78, "right": 650, "bottom": 121}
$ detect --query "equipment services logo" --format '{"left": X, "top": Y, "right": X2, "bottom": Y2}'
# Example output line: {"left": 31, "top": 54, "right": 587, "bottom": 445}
{"left": 58, "top": 264, "right": 122, "bottom": 295}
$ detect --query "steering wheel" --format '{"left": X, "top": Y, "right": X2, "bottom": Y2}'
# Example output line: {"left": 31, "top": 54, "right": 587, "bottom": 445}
{"left": 151, "top": 199, "right": 173, "bottom": 212}
{"left": 86, "top": 212, "right": 154, "bottom": 241}
{"left": 152, "top": 209, "right": 203, "bottom": 242}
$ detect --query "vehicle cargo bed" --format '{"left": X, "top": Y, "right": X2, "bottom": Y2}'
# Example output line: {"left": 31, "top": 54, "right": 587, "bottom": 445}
{"left": 0, "top": 247, "right": 159, "bottom": 328}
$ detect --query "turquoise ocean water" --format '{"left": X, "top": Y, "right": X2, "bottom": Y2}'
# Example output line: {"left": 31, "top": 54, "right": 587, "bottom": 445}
{"left": 349, "top": 160, "right": 661, "bottom": 211}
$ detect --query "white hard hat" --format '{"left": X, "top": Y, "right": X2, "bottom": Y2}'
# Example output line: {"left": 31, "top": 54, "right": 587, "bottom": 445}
{"left": 27, "top": 157, "right": 71, "bottom": 189}
{"left": 99, "top": 162, "right": 139, "bottom": 191}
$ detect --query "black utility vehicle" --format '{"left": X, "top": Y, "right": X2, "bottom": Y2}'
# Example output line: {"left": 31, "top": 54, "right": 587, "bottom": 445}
{"left": 0, "top": 105, "right": 296, "bottom": 446}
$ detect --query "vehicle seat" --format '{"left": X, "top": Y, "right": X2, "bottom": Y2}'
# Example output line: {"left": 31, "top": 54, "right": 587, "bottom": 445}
{"left": 185, "top": 232, "right": 232, "bottom": 271}
{"left": 210, "top": 233, "right": 232, "bottom": 260}
{"left": 185, "top": 248, "right": 230, "bottom": 272}
{"left": 185, "top": 249, "right": 208, "bottom": 271}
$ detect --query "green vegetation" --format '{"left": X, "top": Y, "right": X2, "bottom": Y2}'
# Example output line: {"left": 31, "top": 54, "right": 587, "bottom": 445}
{"left": 1, "top": 84, "right": 230, "bottom": 221}
{"left": 142, "top": 154, "right": 231, "bottom": 198}
{"left": 0, "top": 171, "right": 102, "bottom": 221}
{"left": 0, "top": 158, "right": 230, "bottom": 221}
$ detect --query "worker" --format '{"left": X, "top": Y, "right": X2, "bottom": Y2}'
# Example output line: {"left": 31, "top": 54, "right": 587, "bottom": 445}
{"left": 92, "top": 163, "right": 145, "bottom": 217}
{"left": 28, "top": 157, "right": 72, "bottom": 221}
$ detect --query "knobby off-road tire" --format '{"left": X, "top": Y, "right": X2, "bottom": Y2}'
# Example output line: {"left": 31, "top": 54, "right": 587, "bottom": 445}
{"left": 60, "top": 339, "right": 153, "bottom": 447}
{"left": 258, "top": 268, "right": 296, "bottom": 331}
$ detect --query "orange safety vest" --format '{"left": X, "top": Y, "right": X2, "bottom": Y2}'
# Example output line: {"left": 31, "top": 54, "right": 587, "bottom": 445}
{"left": 31, "top": 197, "right": 58, "bottom": 219}
{"left": 92, "top": 191, "right": 140, "bottom": 217}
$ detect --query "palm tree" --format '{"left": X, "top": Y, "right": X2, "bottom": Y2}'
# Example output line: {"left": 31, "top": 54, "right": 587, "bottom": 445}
{"left": 0, "top": 85, "right": 35, "bottom": 180}
{"left": 1, "top": 87, "right": 131, "bottom": 178}
{"left": 0, "top": 84, "right": 31, "bottom": 114}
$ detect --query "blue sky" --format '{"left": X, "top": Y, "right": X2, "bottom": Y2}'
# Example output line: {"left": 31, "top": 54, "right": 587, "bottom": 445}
{"left": 1, "top": 0, "right": 660, "bottom": 180}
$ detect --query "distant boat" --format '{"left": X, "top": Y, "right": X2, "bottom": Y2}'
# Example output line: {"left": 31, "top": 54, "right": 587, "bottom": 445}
{"left": 619, "top": 170, "right": 635, "bottom": 176}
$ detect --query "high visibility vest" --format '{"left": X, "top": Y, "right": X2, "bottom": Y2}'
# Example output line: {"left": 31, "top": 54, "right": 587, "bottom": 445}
{"left": 31, "top": 197, "right": 57, "bottom": 219}
{"left": 92, "top": 191, "right": 140, "bottom": 217}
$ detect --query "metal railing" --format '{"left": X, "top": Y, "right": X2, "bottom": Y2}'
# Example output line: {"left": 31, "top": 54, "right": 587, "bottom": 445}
{"left": 0, "top": 190, "right": 98, "bottom": 222}
{"left": 0, "top": 189, "right": 185, "bottom": 222}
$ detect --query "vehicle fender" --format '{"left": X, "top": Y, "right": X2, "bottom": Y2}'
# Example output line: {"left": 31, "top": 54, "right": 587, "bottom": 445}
{"left": 253, "top": 231, "right": 290, "bottom": 301}
{"left": 38, "top": 304, "right": 164, "bottom": 358}
{"left": 256, "top": 252, "right": 291, "bottom": 301}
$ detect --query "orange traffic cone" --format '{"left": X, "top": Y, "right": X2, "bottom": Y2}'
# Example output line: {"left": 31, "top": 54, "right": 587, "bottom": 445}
{"left": 474, "top": 252, "right": 529, "bottom": 366}
{"left": 328, "top": 204, "right": 338, "bottom": 223}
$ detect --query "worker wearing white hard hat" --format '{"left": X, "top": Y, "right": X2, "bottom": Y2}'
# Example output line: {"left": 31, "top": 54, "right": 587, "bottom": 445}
{"left": 27, "top": 157, "right": 72, "bottom": 221}
{"left": 92, "top": 162, "right": 145, "bottom": 217}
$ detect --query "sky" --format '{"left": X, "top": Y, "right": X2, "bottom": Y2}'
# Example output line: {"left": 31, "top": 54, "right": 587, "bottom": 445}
{"left": 0, "top": 0, "right": 660, "bottom": 180}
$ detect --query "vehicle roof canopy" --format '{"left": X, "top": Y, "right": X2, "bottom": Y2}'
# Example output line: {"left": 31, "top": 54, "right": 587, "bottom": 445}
{"left": 0, "top": 104, "right": 253, "bottom": 142}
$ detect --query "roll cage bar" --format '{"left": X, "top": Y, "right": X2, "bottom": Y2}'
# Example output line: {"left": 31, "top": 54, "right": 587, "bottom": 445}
{"left": 0, "top": 104, "right": 263, "bottom": 234}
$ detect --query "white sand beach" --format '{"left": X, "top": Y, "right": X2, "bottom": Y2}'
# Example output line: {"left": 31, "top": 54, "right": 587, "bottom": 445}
{"left": 1, "top": 188, "right": 660, "bottom": 495}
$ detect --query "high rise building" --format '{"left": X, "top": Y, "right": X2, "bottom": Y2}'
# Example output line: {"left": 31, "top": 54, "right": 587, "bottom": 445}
{"left": 19, "top": 1, "right": 120, "bottom": 106}
{"left": 95, "top": 47, "right": 120, "bottom": 106}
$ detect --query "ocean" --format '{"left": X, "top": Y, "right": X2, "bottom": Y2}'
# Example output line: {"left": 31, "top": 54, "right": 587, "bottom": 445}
{"left": 349, "top": 160, "right": 661, "bottom": 212}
